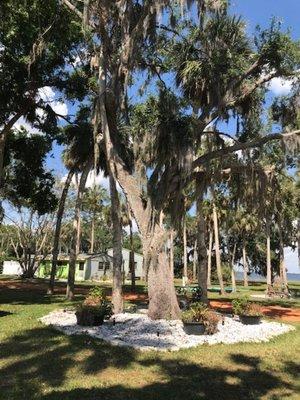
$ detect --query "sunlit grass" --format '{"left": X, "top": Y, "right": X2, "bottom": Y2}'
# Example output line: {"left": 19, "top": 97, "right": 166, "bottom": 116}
{"left": 0, "top": 277, "right": 299, "bottom": 399}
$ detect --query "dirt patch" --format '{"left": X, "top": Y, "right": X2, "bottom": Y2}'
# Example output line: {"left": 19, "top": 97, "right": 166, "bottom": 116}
{"left": 1, "top": 279, "right": 299, "bottom": 322}
{"left": 209, "top": 300, "right": 300, "bottom": 322}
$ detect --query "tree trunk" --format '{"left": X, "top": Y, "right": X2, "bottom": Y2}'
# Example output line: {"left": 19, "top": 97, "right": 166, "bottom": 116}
{"left": 97, "top": 50, "right": 179, "bottom": 319}
{"left": 242, "top": 244, "right": 248, "bottom": 287}
{"left": 207, "top": 228, "right": 213, "bottom": 287}
{"left": 48, "top": 168, "right": 75, "bottom": 295}
{"left": 66, "top": 161, "right": 92, "bottom": 300}
{"left": 197, "top": 195, "right": 208, "bottom": 303}
{"left": 90, "top": 216, "right": 95, "bottom": 253}
{"left": 193, "top": 239, "right": 197, "bottom": 281}
{"left": 278, "top": 222, "right": 288, "bottom": 293}
{"left": 0, "top": 131, "right": 8, "bottom": 191}
{"left": 169, "top": 230, "right": 174, "bottom": 280}
{"left": 212, "top": 201, "right": 225, "bottom": 295}
{"left": 109, "top": 174, "right": 123, "bottom": 314}
{"left": 231, "top": 242, "right": 237, "bottom": 292}
{"left": 297, "top": 218, "right": 300, "bottom": 268}
{"left": 266, "top": 219, "right": 272, "bottom": 290}
{"left": 129, "top": 217, "right": 135, "bottom": 293}
{"left": 182, "top": 211, "right": 188, "bottom": 284}
{"left": 147, "top": 246, "right": 181, "bottom": 320}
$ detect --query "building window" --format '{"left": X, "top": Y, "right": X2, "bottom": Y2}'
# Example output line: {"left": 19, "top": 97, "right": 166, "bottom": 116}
{"left": 98, "top": 261, "right": 104, "bottom": 270}
{"left": 79, "top": 262, "right": 84, "bottom": 271}
{"left": 57, "top": 261, "right": 65, "bottom": 267}
{"left": 105, "top": 262, "right": 110, "bottom": 270}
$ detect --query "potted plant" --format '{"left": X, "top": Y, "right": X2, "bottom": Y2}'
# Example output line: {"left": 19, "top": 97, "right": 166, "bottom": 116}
{"left": 232, "top": 296, "right": 262, "bottom": 325}
{"left": 182, "top": 302, "right": 220, "bottom": 335}
{"left": 76, "top": 287, "right": 112, "bottom": 326}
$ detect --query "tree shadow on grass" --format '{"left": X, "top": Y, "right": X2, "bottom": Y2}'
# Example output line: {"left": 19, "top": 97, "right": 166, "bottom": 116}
{"left": 41, "top": 354, "right": 295, "bottom": 400}
{"left": 0, "top": 324, "right": 297, "bottom": 400}
{"left": 0, "top": 326, "right": 136, "bottom": 399}
{"left": 0, "top": 310, "right": 13, "bottom": 317}
{"left": 0, "top": 288, "right": 85, "bottom": 306}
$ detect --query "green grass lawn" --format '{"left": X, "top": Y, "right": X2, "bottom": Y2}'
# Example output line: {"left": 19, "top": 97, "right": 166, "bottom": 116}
{"left": 0, "top": 278, "right": 300, "bottom": 400}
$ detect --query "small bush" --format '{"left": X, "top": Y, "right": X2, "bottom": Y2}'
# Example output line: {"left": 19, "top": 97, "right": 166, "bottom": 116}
{"left": 232, "top": 296, "right": 262, "bottom": 317}
{"left": 76, "top": 286, "right": 112, "bottom": 326}
{"left": 211, "top": 264, "right": 232, "bottom": 284}
{"left": 85, "top": 286, "right": 106, "bottom": 303}
{"left": 182, "top": 302, "right": 220, "bottom": 335}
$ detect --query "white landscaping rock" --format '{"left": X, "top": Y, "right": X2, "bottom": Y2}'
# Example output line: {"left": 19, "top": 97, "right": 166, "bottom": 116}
{"left": 39, "top": 310, "right": 295, "bottom": 352}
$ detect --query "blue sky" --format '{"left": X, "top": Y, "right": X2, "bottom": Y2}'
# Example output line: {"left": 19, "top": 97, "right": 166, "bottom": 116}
{"left": 44, "top": 1, "right": 299, "bottom": 272}
{"left": 47, "top": 0, "right": 300, "bottom": 170}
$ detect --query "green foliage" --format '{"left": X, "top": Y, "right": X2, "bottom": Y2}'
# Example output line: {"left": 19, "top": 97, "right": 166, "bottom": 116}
{"left": 211, "top": 264, "right": 232, "bottom": 284}
{"left": 181, "top": 302, "right": 220, "bottom": 334}
{"left": 4, "top": 131, "right": 58, "bottom": 213}
{"left": 0, "top": 0, "right": 82, "bottom": 126}
{"left": 87, "top": 286, "right": 107, "bottom": 302}
{"left": 232, "top": 296, "right": 262, "bottom": 317}
{"left": 76, "top": 286, "right": 112, "bottom": 326}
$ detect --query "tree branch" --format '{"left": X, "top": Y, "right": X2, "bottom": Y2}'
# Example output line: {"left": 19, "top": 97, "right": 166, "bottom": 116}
{"left": 193, "top": 130, "right": 300, "bottom": 169}
{"left": 62, "top": 0, "right": 83, "bottom": 19}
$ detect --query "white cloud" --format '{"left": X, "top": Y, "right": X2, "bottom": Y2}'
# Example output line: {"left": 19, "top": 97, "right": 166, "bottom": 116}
{"left": 61, "top": 170, "right": 140, "bottom": 233}
{"left": 268, "top": 77, "right": 293, "bottom": 96}
{"left": 14, "top": 117, "right": 41, "bottom": 135}
{"left": 38, "top": 86, "right": 68, "bottom": 118}
{"left": 85, "top": 170, "right": 109, "bottom": 189}
{"left": 61, "top": 170, "right": 110, "bottom": 191}
{"left": 124, "top": 218, "right": 139, "bottom": 234}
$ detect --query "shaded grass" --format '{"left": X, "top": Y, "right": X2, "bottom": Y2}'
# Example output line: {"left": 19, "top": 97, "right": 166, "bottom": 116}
{"left": 0, "top": 279, "right": 300, "bottom": 399}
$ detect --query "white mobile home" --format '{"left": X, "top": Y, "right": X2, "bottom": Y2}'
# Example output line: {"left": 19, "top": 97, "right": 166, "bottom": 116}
{"left": 107, "top": 248, "right": 144, "bottom": 280}
{"left": 38, "top": 249, "right": 144, "bottom": 281}
{"left": 2, "top": 260, "right": 23, "bottom": 275}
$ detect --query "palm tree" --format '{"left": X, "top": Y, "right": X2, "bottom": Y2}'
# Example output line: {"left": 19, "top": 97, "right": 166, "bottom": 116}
{"left": 121, "top": 201, "right": 136, "bottom": 293}
{"left": 48, "top": 168, "right": 75, "bottom": 294}
{"left": 212, "top": 196, "right": 225, "bottom": 295}
{"left": 48, "top": 111, "right": 94, "bottom": 295}
{"left": 67, "top": 158, "right": 93, "bottom": 299}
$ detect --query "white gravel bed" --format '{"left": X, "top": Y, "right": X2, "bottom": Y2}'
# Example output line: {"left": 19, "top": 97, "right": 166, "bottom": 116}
{"left": 39, "top": 310, "right": 295, "bottom": 352}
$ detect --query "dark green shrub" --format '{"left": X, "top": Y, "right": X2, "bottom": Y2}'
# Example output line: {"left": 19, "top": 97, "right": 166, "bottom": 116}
{"left": 211, "top": 264, "right": 232, "bottom": 284}
{"left": 76, "top": 286, "right": 112, "bottom": 326}
{"left": 232, "top": 296, "right": 262, "bottom": 316}
{"left": 181, "top": 302, "right": 220, "bottom": 334}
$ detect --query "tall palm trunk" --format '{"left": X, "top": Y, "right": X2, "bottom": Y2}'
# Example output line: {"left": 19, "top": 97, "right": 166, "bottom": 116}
{"left": 231, "top": 242, "right": 237, "bottom": 292}
{"left": 196, "top": 191, "right": 208, "bottom": 302}
{"left": 207, "top": 228, "right": 213, "bottom": 287}
{"left": 278, "top": 221, "right": 288, "bottom": 293}
{"left": 90, "top": 216, "right": 95, "bottom": 253}
{"left": 182, "top": 210, "right": 188, "bottom": 284}
{"left": 66, "top": 161, "right": 92, "bottom": 300}
{"left": 266, "top": 219, "right": 272, "bottom": 290}
{"left": 242, "top": 244, "right": 248, "bottom": 287}
{"left": 128, "top": 214, "right": 135, "bottom": 293}
{"left": 212, "top": 201, "right": 225, "bottom": 295}
{"left": 193, "top": 239, "right": 197, "bottom": 281}
{"left": 109, "top": 174, "right": 124, "bottom": 313}
{"left": 169, "top": 230, "right": 174, "bottom": 280}
{"left": 48, "top": 167, "right": 75, "bottom": 294}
